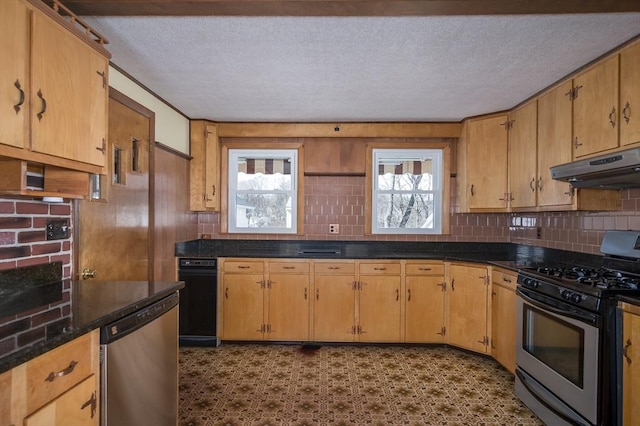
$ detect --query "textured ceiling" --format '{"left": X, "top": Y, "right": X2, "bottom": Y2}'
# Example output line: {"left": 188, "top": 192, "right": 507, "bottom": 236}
{"left": 84, "top": 14, "right": 640, "bottom": 122}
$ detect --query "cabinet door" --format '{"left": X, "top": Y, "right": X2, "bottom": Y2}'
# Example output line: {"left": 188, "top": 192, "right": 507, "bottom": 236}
{"left": 537, "top": 81, "right": 574, "bottom": 207}
{"left": 24, "top": 374, "right": 98, "bottom": 426}
{"left": 267, "top": 273, "right": 310, "bottom": 341}
{"left": 405, "top": 276, "right": 445, "bottom": 343}
{"left": 31, "top": 10, "right": 107, "bottom": 167}
{"left": 313, "top": 275, "right": 356, "bottom": 341}
{"left": 358, "top": 275, "right": 401, "bottom": 342}
{"left": 491, "top": 283, "right": 516, "bottom": 373}
{"left": 466, "top": 115, "right": 509, "bottom": 210}
{"left": 447, "top": 264, "right": 489, "bottom": 353}
{"left": 573, "top": 56, "right": 619, "bottom": 157}
{"left": 190, "top": 121, "right": 220, "bottom": 211}
{"left": 221, "top": 274, "right": 264, "bottom": 340}
{"left": 620, "top": 41, "right": 640, "bottom": 147}
{"left": 0, "top": 0, "right": 30, "bottom": 149}
{"left": 509, "top": 101, "right": 538, "bottom": 208}
{"left": 622, "top": 309, "right": 640, "bottom": 425}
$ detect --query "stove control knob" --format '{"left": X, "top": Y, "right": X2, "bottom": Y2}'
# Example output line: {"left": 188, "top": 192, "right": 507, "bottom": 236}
{"left": 524, "top": 278, "right": 539, "bottom": 288}
{"left": 572, "top": 294, "right": 582, "bottom": 303}
{"left": 561, "top": 290, "right": 571, "bottom": 300}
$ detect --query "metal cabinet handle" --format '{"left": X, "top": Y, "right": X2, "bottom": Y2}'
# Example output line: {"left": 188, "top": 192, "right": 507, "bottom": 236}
{"left": 81, "top": 268, "right": 97, "bottom": 280}
{"left": 212, "top": 185, "right": 216, "bottom": 196}
{"left": 396, "top": 289, "right": 399, "bottom": 301}
{"left": 96, "top": 138, "right": 106, "bottom": 154}
{"left": 36, "top": 90, "right": 47, "bottom": 121}
{"left": 537, "top": 177, "right": 543, "bottom": 191}
{"left": 45, "top": 360, "right": 78, "bottom": 382}
{"left": 304, "top": 287, "right": 307, "bottom": 300}
{"left": 573, "top": 136, "right": 582, "bottom": 149}
{"left": 470, "top": 184, "right": 475, "bottom": 196}
{"left": 373, "top": 267, "right": 386, "bottom": 271}
{"left": 316, "top": 288, "right": 320, "bottom": 300}
{"left": 407, "top": 289, "right": 411, "bottom": 301}
{"left": 283, "top": 266, "right": 295, "bottom": 270}
{"left": 451, "top": 279, "right": 455, "bottom": 291}
{"left": 81, "top": 392, "right": 97, "bottom": 419}
{"left": 622, "top": 101, "right": 631, "bottom": 124}
{"left": 529, "top": 178, "right": 535, "bottom": 191}
{"left": 418, "top": 267, "right": 432, "bottom": 271}
{"left": 608, "top": 107, "right": 616, "bottom": 128}
{"left": 503, "top": 277, "right": 512, "bottom": 283}
{"left": 225, "top": 287, "right": 228, "bottom": 299}
{"left": 238, "top": 265, "right": 250, "bottom": 269}
{"left": 623, "top": 338, "right": 632, "bottom": 366}
{"left": 13, "top": 79, "right": 25, "bottom": 113}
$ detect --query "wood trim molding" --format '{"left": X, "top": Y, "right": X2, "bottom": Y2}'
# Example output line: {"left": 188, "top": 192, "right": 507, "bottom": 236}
{"left": 155, "top": 141, "right": 192, "bottom": 160}
{"left": 218, "top": 122, "right": 462, "bottom": 138}
{"left": 65, "top": 0, "right": 640, "bottom": 16}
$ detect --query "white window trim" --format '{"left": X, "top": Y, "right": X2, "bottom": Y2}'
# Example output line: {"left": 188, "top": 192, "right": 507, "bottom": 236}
{"left": 371, "top": 148, "right": 444, "bottom": 235}
{"left": 228, "top": 148, "right": 298, "bottom": 234}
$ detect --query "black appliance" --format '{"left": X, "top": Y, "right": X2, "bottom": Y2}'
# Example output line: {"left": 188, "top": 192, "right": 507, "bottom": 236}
{"left": 177, "top": 258, "right": 218, "bottom": 346}
{"left": 515, "top": 230, "right": 640, "bottom": 426}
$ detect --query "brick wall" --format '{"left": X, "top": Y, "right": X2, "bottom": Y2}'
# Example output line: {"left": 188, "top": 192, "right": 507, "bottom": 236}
{"left": 0, "top": 197, "right": 73, "bottom": 356}
{"left": 197, "top": 176, "right": 640, "bottom": 253}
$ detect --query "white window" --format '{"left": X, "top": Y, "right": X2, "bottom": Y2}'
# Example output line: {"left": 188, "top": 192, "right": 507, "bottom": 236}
{"left": 227, "top": 149, "right": 298, "bottom": 233}
{"left": 371, "top": 148, "right": 444, "bottom": 234}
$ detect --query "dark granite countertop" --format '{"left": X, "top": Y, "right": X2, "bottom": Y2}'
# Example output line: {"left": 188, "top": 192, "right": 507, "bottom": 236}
{"left": 175, "top": 239, "right": 603, "bottom": 268}
{"left": 0, "top": 266, "right": 183, "bottom": 374}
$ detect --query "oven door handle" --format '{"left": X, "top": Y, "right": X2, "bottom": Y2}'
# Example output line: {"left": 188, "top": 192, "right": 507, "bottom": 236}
{"left": 516, "top": 287, "right": 599, "bottom": 326}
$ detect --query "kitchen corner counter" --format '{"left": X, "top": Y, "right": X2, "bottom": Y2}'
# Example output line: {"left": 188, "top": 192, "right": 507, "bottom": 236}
{"left": 0, "top": 279, "right": 184, "bottom": 374}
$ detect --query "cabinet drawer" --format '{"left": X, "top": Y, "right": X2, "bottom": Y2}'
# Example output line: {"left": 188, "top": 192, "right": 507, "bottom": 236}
{"left": 25, "top": 331, "right": 95, "bottom": 414}
{"left": 492, "top": 269, "right": 517, "bottom": 290}
{"left": 405, "top": 262, "right": 445, "bottom": 276}
{"left": 270, "top": 261, "right": 310, "bottom": 274}
{"left": 359, "top": 262, "right": 401, "bottom": 275}
{"left": 223, "top": 260, "right": 264, "bottom": 273}
{"left": 25, "top": 374, "right": 98, "bottom": 426}
{"left": 314, "top": 261, "right": 355, "bottom": 274}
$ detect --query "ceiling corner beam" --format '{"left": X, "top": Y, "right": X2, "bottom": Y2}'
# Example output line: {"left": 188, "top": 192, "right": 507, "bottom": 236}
{"left": 63, "top": 0, "right": 640, "bottom": 17}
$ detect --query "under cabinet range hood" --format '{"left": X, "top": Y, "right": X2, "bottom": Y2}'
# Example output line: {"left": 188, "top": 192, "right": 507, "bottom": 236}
{"left": 550, "top": 147, "right": 640, "bottom": 189}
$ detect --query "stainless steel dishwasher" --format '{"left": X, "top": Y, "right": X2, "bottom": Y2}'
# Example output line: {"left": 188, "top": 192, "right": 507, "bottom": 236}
{"left": 100, "top": 292, "right": 179, "bottom": 426}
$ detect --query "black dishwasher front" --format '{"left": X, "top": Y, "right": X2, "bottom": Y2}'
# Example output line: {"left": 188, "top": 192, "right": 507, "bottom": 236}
{"left": 178, "top": 258, "right": 218, "bottom": 346}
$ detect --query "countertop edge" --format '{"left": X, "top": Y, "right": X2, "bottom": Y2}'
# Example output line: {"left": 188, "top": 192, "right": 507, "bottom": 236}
{"left": 0, "top": 282, "right": 184, "bottom": 375}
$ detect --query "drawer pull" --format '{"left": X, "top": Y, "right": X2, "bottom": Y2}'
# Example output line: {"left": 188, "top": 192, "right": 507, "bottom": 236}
{"left": 238, "top": 265, "right": 250, "bottom": 269}
{"left": 419, "top": 267, "right": 432, "bottom": 271}
{"left": 502, "top": 277, "right": 512, "bottom": 283}
{"left": 328, "top": 266, "right": 340, "bottom": 270}
{"left": 45, "top": 360, "right": 78, "bottom": 382}
{"left": 374, "top": 267, "right": 386, "bottom": 271}
{"left": 81, "top": 391, "right": 97, "bottom": 419}
{"left": 283, "top": 266, "right": 295, "bottom": 270}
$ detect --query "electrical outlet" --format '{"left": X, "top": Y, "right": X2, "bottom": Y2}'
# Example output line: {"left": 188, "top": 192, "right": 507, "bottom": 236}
{"left": 329, "top": 224, "right": 340, "bottom": 234}
{"left": 536, "top": 227, "right": 542, "bottom": 239}
{"left": 46, "top": 219, "right": 69, "bottom": 240}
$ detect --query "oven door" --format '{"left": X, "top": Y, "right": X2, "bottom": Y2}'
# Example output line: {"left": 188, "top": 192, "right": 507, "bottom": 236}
{"left": 516, "top": 287, "right": 600, "bottom": 426}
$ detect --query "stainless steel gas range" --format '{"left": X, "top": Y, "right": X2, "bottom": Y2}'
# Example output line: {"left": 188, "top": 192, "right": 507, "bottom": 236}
{"left": 515, "top": 230, "right": 640, "bottom": 426}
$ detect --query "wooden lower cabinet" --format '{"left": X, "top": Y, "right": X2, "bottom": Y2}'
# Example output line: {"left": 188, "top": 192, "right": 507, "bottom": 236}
{"left": 220, "top": 258, "right": 310, "bottom": 341}
{"left": 446, "top": 262, "right": 490, "bottom": 353}
{"left": 490, "top": 268, "right": 517, "bottom": 373}
{"left": 358, "top": 261, "right": 402, "bottom": 342}
{"left": 404, "top": 261, "right": 446, "bottom": 343}
{"left": 619, "top": 302, "right": 640, "bottom": 426}
{"left": 313, "top": 260, "right": 357, "bottom": 341}
{"left": 1, "top": 330, "right": 99, "bottom": 426}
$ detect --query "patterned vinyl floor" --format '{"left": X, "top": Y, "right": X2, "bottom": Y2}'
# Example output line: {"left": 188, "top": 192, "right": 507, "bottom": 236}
{"left": 178, "top": 343, "right": 543, "bottom": 426}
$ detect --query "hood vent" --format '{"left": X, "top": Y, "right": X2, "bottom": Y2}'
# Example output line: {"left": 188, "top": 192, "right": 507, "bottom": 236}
{"left": 550, "top": 147, "right": 640, "bottom": 189}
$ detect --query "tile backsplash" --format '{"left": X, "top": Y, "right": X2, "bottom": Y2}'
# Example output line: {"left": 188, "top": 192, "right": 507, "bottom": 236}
{"left": 197, "top": 176, "right": 640, "bottom": 254}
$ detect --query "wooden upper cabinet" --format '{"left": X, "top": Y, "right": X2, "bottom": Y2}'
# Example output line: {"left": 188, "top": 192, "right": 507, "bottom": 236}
{"left": 508, "top": 101, "right": 538, "bottom": 209}
{"left": 190, "top": 121, "right": 220, "bottom": 211}
{"left": 536, "top": 80, "right": 574, "bottom": 208}
{"left": 30, "top": 9, "right": 108, "bottom": 167}
{"left": 304, "top": 138, "right": 366, "bottom": 175}
{"left": 620, "top": 40, "right": 640, "bottom": 147}
{"left": 0, "top": 0, "right": 30, "bottom": 149}
{"left": 465, "top": 114, "right": 510, "bottom": 211}
{"left": 573, "top": 55, "right": 619, "bottom": 158}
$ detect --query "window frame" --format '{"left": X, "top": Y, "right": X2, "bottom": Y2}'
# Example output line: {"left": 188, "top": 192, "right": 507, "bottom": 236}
{"left": 366, "top": 143, "right": 451, "bottom": 235}
{"left": 221, "top": 143, "right": 304, "bottom": 235}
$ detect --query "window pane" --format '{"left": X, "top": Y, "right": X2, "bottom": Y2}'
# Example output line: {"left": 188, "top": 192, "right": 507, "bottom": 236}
{"left": 377, "top": 168, "right": 434, "bottom": 191}
{"left": 376, "top": 193, "right": 435, "bottom": 229}
{"left": 235, "top": 194, "right": 292, "bottom": 228}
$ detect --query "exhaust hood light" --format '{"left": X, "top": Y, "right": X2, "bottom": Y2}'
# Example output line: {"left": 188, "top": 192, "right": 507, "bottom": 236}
{"left": 42, "top": 197, "right": 64, "bottom": 203}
